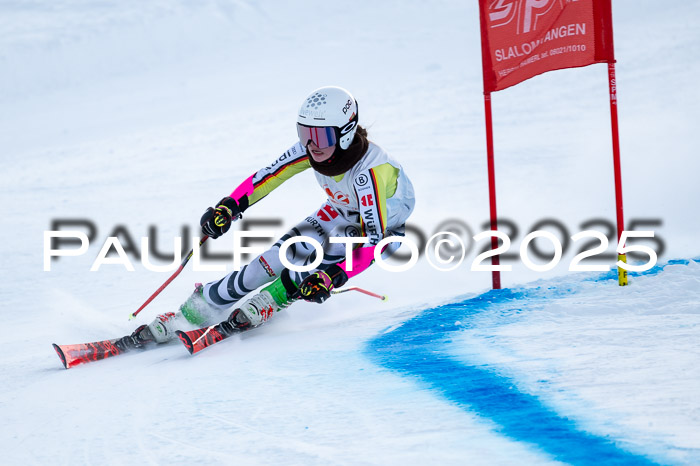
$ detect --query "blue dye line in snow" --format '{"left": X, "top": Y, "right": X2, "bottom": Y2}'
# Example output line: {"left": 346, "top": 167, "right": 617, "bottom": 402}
{"left": 590, "top": 258, "right": 698, "bottom": 283}
{"left": 364, "top": 259, "right": 699, "bottom": 465}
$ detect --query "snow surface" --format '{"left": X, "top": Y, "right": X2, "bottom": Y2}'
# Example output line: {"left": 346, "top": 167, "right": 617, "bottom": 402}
{"left": 1, "top": 0, "right": 699, "bottom": 464}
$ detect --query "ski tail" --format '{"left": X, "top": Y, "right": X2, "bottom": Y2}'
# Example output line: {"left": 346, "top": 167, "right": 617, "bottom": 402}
{"left": 176, "top": 324, "right": 232, "bottom": 355}
{"left": 52, "top": 340, "right": 123, "bottom": 369}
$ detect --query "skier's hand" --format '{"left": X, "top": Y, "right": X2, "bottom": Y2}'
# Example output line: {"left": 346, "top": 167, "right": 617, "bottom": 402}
{"left": 298, "top": 271, "right": 334, "bottom": 303}
{"left": 297, "top": 265, "right": 348, "bottom": 304}
{"left": 201, "top": 197, "right": 242, "bottom": 239}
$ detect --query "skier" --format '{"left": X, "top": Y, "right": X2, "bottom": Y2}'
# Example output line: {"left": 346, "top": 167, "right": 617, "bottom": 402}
{"left": 117, "top": 86, "right": 415, "bottom": 350}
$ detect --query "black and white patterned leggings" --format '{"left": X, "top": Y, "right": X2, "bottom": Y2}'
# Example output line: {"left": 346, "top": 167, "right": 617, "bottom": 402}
{"left": 203, "top": 202, "right": 362, "bottom": 309}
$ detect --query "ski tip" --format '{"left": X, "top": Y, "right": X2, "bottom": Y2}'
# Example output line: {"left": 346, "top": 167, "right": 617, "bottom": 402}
{"left": 175, "top": 330, "right": 194, "bottom": 355}
{"left": 52, "top": 343, "right": 69, "bottom": 370}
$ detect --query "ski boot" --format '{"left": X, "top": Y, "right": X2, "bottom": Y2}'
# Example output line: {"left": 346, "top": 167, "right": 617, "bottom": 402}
{"left": 146, "top": 283, "right": 223, "bottom": 343}
{"left": 115, "top": 324, "right": 156, "bottom": 351}
{"left": 232, "top": 277, "right": 297, "bottom": 328}
{"left": 218, "top": 308, "right": 254, "bottom": 335}
{"left": 145, "top": 311, "right": 181, "bottom": 343}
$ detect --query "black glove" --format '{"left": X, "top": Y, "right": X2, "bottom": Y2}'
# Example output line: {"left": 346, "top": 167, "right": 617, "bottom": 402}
{"left": 200, "top": 197, "right": 242, "bottom": 239}
{"left": 296, "top": 264, "right": 348, "bottom": 304}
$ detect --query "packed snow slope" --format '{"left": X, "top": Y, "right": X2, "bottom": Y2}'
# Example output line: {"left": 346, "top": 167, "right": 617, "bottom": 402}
{"left": 1, "top": 1, "right": 699, "bottom": 464}
{"left": 370, "top": 260, "right": 700, "bottom": 465}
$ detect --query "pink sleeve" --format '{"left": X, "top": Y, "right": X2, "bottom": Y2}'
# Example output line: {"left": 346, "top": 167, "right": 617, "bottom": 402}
{"left": 338, "top": 246, "right": 376, "bottom": 279}
{"left": 230, "top": 173, "right": 255, "bottom": 202}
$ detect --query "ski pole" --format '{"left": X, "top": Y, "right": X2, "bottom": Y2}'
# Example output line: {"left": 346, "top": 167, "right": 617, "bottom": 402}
{"left": 332, "top": 286, "right": 387, "bottom": 301}
{"left": 129, "top": 236, "right": 209, "bottom": 320}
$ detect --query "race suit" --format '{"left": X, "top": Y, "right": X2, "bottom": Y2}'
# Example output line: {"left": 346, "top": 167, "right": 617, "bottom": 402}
{"left": 203, "top": 141, "right": 415, "bottom": 308}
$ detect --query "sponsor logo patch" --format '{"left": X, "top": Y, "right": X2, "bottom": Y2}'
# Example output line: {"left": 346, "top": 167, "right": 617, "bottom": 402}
{"left": 258, "top": 256, "right": 277, "bottom": 278}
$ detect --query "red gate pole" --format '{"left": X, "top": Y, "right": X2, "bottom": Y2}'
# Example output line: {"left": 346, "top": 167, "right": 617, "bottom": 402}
{"left": 607, "top": 62, "right": 628, "bottom": 286}
{"left": 484, "top": 92, "right": 501, "bottom": 289}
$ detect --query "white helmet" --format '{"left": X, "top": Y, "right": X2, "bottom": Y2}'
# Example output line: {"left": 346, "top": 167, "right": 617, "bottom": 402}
{"left": 297, "top": 86, "right": 359, "bottom": 150}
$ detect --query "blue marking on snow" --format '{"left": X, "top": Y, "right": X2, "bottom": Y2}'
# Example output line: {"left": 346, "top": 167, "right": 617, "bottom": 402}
{"left": 590, "top": 258, "right": 696, "bottom": 283}
{"left": 364, "top": 260, "right": 699, "bottom": 464}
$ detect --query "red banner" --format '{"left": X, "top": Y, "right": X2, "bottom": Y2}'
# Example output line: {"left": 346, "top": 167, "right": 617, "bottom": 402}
{"left": 479, "top": 0, "right": 615, "bottom": 92}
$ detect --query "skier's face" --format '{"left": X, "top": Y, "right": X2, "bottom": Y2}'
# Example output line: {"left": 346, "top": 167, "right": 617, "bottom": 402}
{"left": 307, "top": 141, "right": 336, "bottom": 162}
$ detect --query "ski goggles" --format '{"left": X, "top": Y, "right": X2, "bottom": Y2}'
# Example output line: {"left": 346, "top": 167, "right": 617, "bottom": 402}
{"left": 297, "top": 124, "right": 338, "bottom": 150}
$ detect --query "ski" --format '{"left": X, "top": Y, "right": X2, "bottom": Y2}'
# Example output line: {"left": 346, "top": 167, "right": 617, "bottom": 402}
{"left": 55, "top": 286, "right": 385, "bottom": 366}
{"left": 53, "top": 313, "right": 247, "bottom": 367}
{"left": 175, "top": 319, "right": 248, "bottom": 355}
{"left": 52, "top": 337, "right": 154, "bottom": 369}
